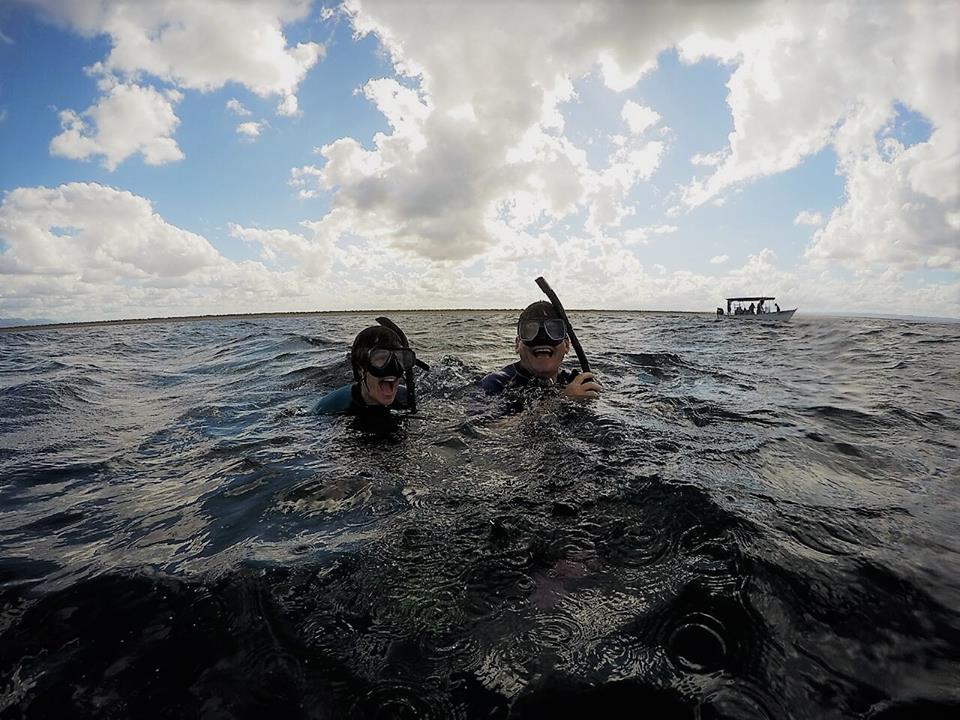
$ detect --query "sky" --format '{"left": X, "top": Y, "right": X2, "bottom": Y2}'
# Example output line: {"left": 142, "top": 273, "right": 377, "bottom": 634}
{"left": 0, "top": 0, "right": 958, "bottom": 322}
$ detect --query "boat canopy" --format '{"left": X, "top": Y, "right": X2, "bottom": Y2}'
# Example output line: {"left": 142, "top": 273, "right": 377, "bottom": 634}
{"left": 726, "top": 296, "right": 775, "bottom": 302}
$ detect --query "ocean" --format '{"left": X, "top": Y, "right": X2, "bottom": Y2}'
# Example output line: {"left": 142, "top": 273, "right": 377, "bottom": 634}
{"left": 1, "top": 311, "right": 958, "bottom": 719}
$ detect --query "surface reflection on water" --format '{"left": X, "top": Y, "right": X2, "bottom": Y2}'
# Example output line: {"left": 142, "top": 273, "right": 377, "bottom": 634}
{"left": 1, "top": 312, "right": 958, "bottom": 718}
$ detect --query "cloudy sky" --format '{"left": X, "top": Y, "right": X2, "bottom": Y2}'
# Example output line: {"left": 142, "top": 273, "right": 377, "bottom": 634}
{"left": 1, "top": 0, "right": 957, "bottom": 322}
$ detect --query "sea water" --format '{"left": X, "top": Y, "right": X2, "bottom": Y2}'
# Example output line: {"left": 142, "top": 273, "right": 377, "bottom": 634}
{"left": 1, "top": 312, "right": 958, "bottom": 718}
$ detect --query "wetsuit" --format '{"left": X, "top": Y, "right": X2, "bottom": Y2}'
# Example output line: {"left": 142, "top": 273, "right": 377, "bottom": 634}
{"left": 480, "top": 362, "right": 579, "bottom": 395}
{"left": 313, "top": 383, "right": 409, "bottom": 415}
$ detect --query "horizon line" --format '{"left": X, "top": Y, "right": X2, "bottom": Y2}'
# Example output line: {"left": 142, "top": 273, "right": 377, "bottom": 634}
{"left": 2, "top": 307, "right": 959, "bottom": 334}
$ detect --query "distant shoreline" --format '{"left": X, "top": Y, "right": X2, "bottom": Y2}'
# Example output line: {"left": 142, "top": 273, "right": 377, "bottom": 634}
{"left": 0, "top": 308, "right": 692, "bottom": 333}
{"left": 2, "top": 307, "right": 958, "bottom": 333}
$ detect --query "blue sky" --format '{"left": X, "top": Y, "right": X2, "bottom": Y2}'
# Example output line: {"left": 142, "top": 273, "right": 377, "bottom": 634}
{"left": 1, "top": 0, "right": 957, "bottom": 321}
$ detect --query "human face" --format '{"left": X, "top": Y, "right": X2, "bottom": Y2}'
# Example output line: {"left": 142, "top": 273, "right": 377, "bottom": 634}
{"left": 516, "top": 335, "right": 571, "bottom": 379}
{"left": 360, "top": 370, "right": 400, "bottom": 406}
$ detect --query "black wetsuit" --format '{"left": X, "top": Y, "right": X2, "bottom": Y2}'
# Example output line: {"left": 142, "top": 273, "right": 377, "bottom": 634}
{"left": 313, "top": 383, "right": 409, "bottom": 415}
{"left": 479, "top": 362, "right": 579, "bottom": 395}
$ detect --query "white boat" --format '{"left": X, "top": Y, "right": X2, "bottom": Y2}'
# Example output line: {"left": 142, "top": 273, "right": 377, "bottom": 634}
{"left": 717, "top": 296, "right": 796, "bottom": 321}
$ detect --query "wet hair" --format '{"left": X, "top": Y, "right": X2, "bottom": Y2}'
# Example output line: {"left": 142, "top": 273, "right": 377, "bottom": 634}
{"left": 517, "top": 300, "right": 562, "bottom": 327}
{"left": 351, "top": 325, "right": 403, "bottom": 381}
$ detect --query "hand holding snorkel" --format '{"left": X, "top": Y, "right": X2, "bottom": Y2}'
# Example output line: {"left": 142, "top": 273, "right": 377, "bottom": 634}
{"left": 534, "top": 276, "right": 601, "bottom": 400}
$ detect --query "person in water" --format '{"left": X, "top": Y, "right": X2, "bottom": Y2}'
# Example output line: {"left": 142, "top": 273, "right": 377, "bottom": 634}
{"left": 313, "top": 323, "right": 418, "bottom": 415}
{"left": 480, "top": 301, "right": 601, "bottom": 400}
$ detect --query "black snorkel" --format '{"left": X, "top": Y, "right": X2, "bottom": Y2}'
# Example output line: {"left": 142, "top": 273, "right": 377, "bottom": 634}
{"left": 535, "top": 276, "right": 591, "bottom": 374}
{"left": 375, "top": 316, "right": 429, "bottom": 413}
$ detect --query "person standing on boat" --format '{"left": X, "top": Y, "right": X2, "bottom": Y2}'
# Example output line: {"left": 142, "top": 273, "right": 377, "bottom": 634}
{"left": 775, "top": 303, "right": 781, "bottom": 313}
{"left": 480, "top": 301, "right": 601, "bottom": 400}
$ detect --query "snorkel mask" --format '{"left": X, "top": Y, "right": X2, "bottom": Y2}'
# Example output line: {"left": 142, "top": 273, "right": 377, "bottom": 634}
{"left": 365, "top": 346, "right": 416, "bottom": 378}
{"left": 517, "top": 301, "right": 567, "bottom": 347}
{"left": 518, "top": 318, "right": 567, "bottom": 347}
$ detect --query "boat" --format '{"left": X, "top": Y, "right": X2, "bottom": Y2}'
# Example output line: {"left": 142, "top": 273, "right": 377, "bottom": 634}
{"left": 717, "top": 296, "right": 796, "bottom": 321}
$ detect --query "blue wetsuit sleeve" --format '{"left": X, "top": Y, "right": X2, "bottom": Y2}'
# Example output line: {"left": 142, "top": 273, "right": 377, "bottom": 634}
{"left": 312, "top": 384, "right": 355, "bottom": 415}
{"left": 480, "top": 371, "right": 507, "bottom": 395}
{"left": 479, "top": 363, "right": 519, "bottom": 395}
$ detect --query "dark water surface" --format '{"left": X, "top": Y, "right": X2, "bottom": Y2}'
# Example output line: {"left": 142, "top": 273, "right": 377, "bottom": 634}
{"left": 1, "top": 311, "right": 958, "bottom": 719}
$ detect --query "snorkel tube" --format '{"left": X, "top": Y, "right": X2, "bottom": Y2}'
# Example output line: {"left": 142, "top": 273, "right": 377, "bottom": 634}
{"left": 535, "top": 276, "right": 591, "bottom": 374}
{"left": 375, "top": 316, "right": 429, "bottom": 413}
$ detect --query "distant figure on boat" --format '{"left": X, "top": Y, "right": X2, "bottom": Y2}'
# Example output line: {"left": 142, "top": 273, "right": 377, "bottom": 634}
{"left": 480, "top": 301, "right": 601, "bottom": 400}
{"left": 716, "top": 307, "right": 724, "bottom": 316}
{"left": 720, "top": 296, "right": 795, "bottom": 321}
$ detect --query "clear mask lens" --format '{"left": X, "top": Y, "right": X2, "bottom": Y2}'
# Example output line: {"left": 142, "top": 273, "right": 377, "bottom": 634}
{"left": 518, "top": 319, "right": 566, "bottom": 343}
{"left": 368, "top": 347, "right": 415, "bottom": 372}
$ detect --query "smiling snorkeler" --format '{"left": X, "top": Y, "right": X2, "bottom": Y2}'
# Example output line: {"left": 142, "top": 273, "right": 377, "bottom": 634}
{"left": 313, "top": 318, "right": 428, "bottom": 416}
{"left": 479, "top": 301, "right": 601, "bottom": 400}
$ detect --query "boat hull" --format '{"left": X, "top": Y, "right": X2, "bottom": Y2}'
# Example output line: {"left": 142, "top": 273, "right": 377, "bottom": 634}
{"left": 719, "top": 309, "right": 796, "bottom": 321}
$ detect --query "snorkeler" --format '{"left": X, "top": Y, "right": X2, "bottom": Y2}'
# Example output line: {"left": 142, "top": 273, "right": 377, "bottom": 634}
{"left": 313, "top": 318, "right": 426, "bottom": 415}
{"left": 480, "top": 301, "right": 601, "bottom": 400}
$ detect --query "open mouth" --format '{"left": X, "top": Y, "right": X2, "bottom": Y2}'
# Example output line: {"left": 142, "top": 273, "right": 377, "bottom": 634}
{"left": 530, "top": 347, "right": 555, "bottom": 358}
{"left": 377, "top": 377, "right": 399, "bottom": 393}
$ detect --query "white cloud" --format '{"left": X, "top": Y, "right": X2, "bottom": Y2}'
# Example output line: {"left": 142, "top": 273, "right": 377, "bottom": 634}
{"left": 226, "top": 98, "right": 251, "bottom": 116}
{"left": 691, "top": 150, "right": 726, "bottom": 167}
{"left": 675, "top": 1, "right": 958, "bottom": 273}
{"left": 621, "top": 101, "right": 660, "bottom": 135}
{"left": 236, "top": 121, "right": 266, "bottom": 140}
{"left": 49, "top": 83, "right": 183, "bottom": 170}
{"left": 32, "top": 0, "right": 323, "bottom": 101}
{"left": 806, "top": 125, "right": 960, "bottom": 271}
{"left": 0, "top": 183, "right": 221, "bottom": 279}
{"left": 623, "top": 224, "right": 678, "bottom": 245}
{"left": 794, "top": 210, "right": 823, "bottom": 226}
{"left": 2, "top": 186, "right": 957, "bottom": 320}
{"left": 0, "top": 183, "right": 331, "bottom": 320}
{"left": 228, "top": 222, "right": 333, "bottom": 275}
{"left": 33, "top": 0, "right": 325, "bottom": 168}
{"left": 710, "top": 254, "right": 729, "bottom": 264}
{"left": 289, "top": 0, "right": 765, "bottom": 261}
{"left": 0, "top": 28, "right": 13, "bottom": 45}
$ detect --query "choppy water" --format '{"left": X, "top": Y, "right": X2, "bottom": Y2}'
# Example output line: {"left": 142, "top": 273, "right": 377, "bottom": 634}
{"left": 1, "top": 311, "right": 958, "bottom": 719}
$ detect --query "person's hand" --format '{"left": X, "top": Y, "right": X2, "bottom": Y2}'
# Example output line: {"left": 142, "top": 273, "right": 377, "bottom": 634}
{"left": 561, "top": 372, "right": 601, "bottom": 401}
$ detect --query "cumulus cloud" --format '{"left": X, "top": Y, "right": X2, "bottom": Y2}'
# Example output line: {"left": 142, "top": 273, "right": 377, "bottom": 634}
{"left": 49, "top": 83, "right": 184, "bottom": 169}
{"left": 677, "top": 1, "right": 958, "bottom": 271}
{"left": 30, "top": 0, "right": 323, "bottom": 99}
{"left": 806, "top": 123, "right": 960, "bottom": 271}
{"left": 794, "top": 211, "right": 823, "bottom": 226}
{"left": 236, "top": 121, "right": 266, "bottom": 140}
{"left": 32, "top": 0, "right": 324, "bottom": 167}
{"left": 623, "top": 224, "right": 678, "bottom": 246}
{"left": 0, "top": 183, "right": 335, "bottom": 320}
{"left": 0, "top": 183, "right": 223, "bottom": 278}
{"left": 1, "top": 184, "right": 957, "bottom": 320}
{"left": 710, "top": 254, "right": 729, "bottom": 264}
{"left": 622, "top": 101, "right": 661, "bottom": 135}
{"left": 226, "top": 98, "right": 251, "bottom": 116}
{"left": 228, "top": 222, "right": 333, "bottom": 276}
{"left": 289, "top": 0, "right": 765, "bottom": 261}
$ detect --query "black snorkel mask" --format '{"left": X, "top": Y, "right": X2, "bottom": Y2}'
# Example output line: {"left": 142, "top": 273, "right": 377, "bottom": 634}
{"left": 518, "top": 317, "right": 567, "bottom": 347}
{"left": 372, "top": 316, "right": 430, "bottom": 413}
